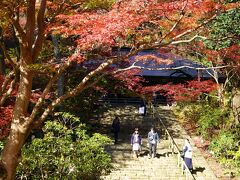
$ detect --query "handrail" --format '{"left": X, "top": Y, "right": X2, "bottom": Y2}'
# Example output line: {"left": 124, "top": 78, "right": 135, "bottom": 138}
{"left": 152, "top": 105, "right": 196, "bottom": 180}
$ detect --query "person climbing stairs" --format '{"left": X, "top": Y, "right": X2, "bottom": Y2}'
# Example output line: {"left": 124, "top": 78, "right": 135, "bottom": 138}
{"left": 98, "top": 104, "right": 217, "bottom": 180}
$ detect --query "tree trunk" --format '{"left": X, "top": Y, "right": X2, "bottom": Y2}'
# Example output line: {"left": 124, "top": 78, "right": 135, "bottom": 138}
{"left": 232, "top": 89, "right": 240, "bottom": 126}
{"left": 52, "top": 35, "right": 64, "bottom": 97}
{"left": 1, "top": 127, "right": 28, "bottom": 180}
{"left": 1, "top": 68, "right": 33, "bottom": 179}
{"left": 217, "top": 83, "right": 224, "bottom": 106}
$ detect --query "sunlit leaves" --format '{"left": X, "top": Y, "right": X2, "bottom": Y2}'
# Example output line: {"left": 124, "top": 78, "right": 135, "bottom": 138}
{"left": 16, "top": 113, "right": 112, "bottom": 179}
{"left": 82, "top": 0, "right": 116, "bottom": 11}
{"left": 205, "top": 8, "right": 240, "bottom": 50}
{"left": 53, "top": 0, "right": 234, "bottom": 53}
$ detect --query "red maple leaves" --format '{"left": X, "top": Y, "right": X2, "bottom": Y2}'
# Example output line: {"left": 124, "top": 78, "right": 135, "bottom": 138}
{"left": 141, "top": 80, "right": 217, "bottom": 102}
{"left": 51, "top": 0, "right": 229, "bottom": 53}
{"left": 113, "top": 69, "right": 145, "bottom": 91}
{"left": 0, "top": 106, "right": 12, "bottom": 140}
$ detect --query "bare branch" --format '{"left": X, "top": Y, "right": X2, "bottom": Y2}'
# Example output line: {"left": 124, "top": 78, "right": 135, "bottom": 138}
{"left": 171, "top": 35, "right": 207, "bottom": 45}
{"left": 223, "top": 69, "right": 236, "bottom": 89}
{"left": 115, "top": 63, "right": 231, "bottom": 73}
{"left": 206, "top": 66, "right": 219, "bottom": 83}
{"left": 172, "top": 14, "right": 217, "bottom": 41}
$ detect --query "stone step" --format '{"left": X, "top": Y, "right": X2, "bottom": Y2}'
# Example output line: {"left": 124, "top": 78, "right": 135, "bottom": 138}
{"left": 104, "top": 155, "right": 186, "bottom": 179}
{"left": 99, "top": 105, "right": 217, "bottom": 180}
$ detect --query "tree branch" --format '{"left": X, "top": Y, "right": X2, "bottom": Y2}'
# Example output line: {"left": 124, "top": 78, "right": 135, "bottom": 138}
{"left": 171, "top": 35, "right": 207, "bottom": 45}
{"left": 0, "top": 71, "right": 15, "bottom": 97}
{"left": 115, "top": 63, "right": 232, "bottom": 73}
{"left": 34, "top": 47, "right": 139, "bottom": 125}
{"left": 12, "top": 19, "right": 27, "bottom": 45}
{"left": 0, "top": 75, "right": 17, "bottom": 106}
{"left": 25, "top": 0, "right": 36, "bottom": 53}
{"left": 172, "top": 14, "right": 217, "bottom": 41}
{"left": 32, "top": 0, "right": 47, "bottom": 61}
{"left": 160, "top": 0, "right": 188, "bottom": 42}
{"left": 23, "top": 60, "right": 72, "bottom": 128}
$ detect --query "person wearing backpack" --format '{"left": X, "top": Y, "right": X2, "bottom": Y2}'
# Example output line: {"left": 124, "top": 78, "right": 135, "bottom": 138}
{"left": 147, "top": 127, "right": 160, "bottom": 158}
{"left": 131, "top": 128, "right": 142, "bottom": 158}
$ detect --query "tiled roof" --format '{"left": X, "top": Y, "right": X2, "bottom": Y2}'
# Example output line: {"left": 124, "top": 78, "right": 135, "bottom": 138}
{"left": 129, "top": 50, "right": 214, "bottom": 78}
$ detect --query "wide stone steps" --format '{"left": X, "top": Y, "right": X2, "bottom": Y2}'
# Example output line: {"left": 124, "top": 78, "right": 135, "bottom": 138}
{"left": 157, "top": 106, "right": 218, "bottom": 180}
{"left": 97, "top": 105, "right": 218, "bottom": 180}
{"left": 102, "top": 133, "right": 186, "bottom": 179}
{"left": 102, "top": 154, "right": 185, "bottom": 180}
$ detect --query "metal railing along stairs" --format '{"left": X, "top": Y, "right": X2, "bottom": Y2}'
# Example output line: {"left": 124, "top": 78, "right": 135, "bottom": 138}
{"left": 151, "top": 105, "right": 196, "bottom": 180}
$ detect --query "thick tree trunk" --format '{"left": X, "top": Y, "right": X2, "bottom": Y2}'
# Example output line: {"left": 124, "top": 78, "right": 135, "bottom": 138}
{"left": 1, "top": 68, "right": 33, "bottom": 179}
{"left": 1, "top": 127, "right": 28, "bottom": 180}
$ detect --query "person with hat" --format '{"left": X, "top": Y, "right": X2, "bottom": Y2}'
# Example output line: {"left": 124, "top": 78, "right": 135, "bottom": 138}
{"left": 130, "top": 128, "right": 142, "bottom": 158}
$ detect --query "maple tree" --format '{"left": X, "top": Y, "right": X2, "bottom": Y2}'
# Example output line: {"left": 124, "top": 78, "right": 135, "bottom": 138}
{"left": 161, "top": 6, "right": 240, "bottom": 106}
{"left": 0, "top": 0, "right": 239, "bottom": 179}
{"left": 140, "top": 80, "right": 218, "bottom": 102}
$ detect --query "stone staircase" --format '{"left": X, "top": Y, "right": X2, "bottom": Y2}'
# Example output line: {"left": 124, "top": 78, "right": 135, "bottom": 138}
{"left": 97, "top": 104, "right": 217, "bottom": 180}
{"left": 156, "top": 106, "right": 217, "bottom": 180}
{"left": 101, "top": 140, "right": 186, "bottom": 180}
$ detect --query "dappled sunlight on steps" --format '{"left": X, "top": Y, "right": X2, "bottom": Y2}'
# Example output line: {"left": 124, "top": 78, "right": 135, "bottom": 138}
{"left": 98, "top": 105, "right": 217, "bottom": 180}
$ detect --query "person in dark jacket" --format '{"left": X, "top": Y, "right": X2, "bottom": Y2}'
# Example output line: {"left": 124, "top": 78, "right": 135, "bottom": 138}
{"left": 111, "top": 117, "right": 120, "bottom": 144}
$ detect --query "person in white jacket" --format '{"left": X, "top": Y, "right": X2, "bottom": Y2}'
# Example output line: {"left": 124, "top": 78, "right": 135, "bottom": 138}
{"left": 182, "top": 138, "right": 193, "bottom": 172}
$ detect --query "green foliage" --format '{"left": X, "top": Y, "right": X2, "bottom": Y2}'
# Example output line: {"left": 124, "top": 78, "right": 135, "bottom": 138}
{"left": 209, "top": 130, "right": 236, "bottom": 157}
{"left": 174, "top": 101, "right": 229, "bottom": 138}
{"left": 209, "top": 130, "right": 240, "bottom": 175}
{"left": 205, "top": 8, "right": 240, "bottom": 50}
{"left": 197, "top": 107, "right": 228, "bottom": 138}
{"left": 27, "top": 64, "right": 56, "bottom": 73}
{"left": 82, "top": 0, "right": 116, "bottom": 11}
{"left": 16, "top": 113, "right": 112, "bottom": 179}
{"left": 174, "top": 100, "right": 240, "bottom": 176}
{"left": 173, "top": 102, "right": 202, "bottom": 123}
